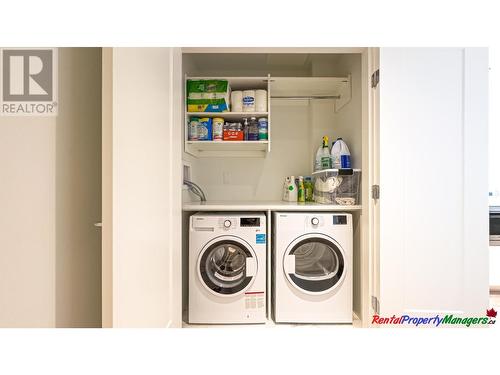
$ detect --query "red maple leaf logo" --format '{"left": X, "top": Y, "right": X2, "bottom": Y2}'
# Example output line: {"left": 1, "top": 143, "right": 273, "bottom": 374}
{"left": 486, "top": 308, "right": 497, "bottom": 318}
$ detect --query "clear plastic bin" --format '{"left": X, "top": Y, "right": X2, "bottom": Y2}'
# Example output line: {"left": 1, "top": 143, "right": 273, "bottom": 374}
{"left": 312, "top": 169, "right": 361, "bottom": 205}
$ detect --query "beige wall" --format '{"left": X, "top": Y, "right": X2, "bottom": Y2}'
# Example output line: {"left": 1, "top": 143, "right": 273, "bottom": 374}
{"left": 0, "top": 116, "right": 56, "bottom": 327}
{"left": 55, "top": 48, "right": 102, "bottom": 327}
{"left": 0, "top": 48, "right": 102, "bottom": 327}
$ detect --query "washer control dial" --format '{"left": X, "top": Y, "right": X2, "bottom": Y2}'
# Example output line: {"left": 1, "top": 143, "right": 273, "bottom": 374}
{"left": 223, "top": 219, "right": 232, "bottom": 228}
{"left": 311, "top": 217, "right": 319, "bottom": 226}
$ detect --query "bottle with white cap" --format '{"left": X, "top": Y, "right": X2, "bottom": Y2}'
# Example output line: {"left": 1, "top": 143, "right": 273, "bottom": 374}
{"left": 330, "top": 137, "right": 351, "bottom": 169}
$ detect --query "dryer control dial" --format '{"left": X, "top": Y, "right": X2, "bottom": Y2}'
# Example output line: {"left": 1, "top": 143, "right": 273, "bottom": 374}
{"left": 223, "top": 220, "right": 232, "bottom": 228}
{"left": 311, "top": 217, "right": 319, "bottom": 226}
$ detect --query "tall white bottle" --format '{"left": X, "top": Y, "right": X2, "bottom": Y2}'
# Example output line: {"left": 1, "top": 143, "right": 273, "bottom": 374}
{"left": 331, "top": 137, "right": 351, "bottom": 169}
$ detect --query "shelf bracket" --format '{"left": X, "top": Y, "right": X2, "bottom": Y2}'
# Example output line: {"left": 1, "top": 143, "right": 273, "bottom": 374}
{"left": 334, "top": 74, "right": 352, "bottom": 112}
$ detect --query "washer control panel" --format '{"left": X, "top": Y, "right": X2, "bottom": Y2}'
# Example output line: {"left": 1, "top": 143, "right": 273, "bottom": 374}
{"left": 216, "top": 217, "right": 262, "bottom": 230}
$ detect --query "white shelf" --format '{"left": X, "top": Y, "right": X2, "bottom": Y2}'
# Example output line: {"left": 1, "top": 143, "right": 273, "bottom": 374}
{"left": 186, "top": 141, "right": 269, "bottom": 152}
{"left": 183, "top": 200, "right": 362, "bottom": 212}
{"left": 187, "top": 112, "right": 269, "bottom": 121}
{"left": 187, "top": 76, "right": 269, "bottom": 90}
{"left": 312, "top": 168, "right": 361, "bottom": 176}
{"left": 185, "top": 75, "right": 272, "bottom": 158}
{"left": 271, "top": 76, "right": 351, "bottom": 111}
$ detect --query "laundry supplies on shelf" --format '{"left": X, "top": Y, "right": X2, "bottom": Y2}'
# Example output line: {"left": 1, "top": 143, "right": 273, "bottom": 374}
{"left": 242, "top": 90, "right": 256, "bottom": 112}
{"left": 283, "top": 176, "right": 298, "bottom": 202}
{"left": 331, "top": 138, "right": 351, "bottom": 169}
{"left": 223, "top": 122, "right": 244, "bottom": 141}
{"left": 212, "top": 117, "right": 224, "bottom": 141}
{"left": 297, "top": 176, "right": 306, "bottom": 203}
{"left": 184, "top": 76, "right": 271, "bottom": 157}
{"left": 197, "top": 118, "right": 213, "bottom": 141}
{"left": 247, "top": 117, "right": 259, "bottom": 141}
{"left": 255, "top": 90, "right": 267, "bottom": 112}
{"left": 189, "top": 117, "right": 200, "bottom": 141}
{"left": 258, "top": 117, "right": 268, "bottom": 140}
{"left": 186, "top": 79, "right": 231, "bottom": 112}
{"left": 230, "top": 91, "right": 243, "bottom": 112}
{"left": 314, "top": 136, "right": 332, "bottom": 171}
{"left": 312, "top": 169, "right": 361, "bottom": 205}
{"left": 304, "top": 176, "right": 314, "bottom": 202}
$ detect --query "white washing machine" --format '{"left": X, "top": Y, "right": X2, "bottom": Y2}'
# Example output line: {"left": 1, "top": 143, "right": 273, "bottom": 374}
{"left": 273, "top": 212, "right": 353, "bottom": 323}
{"left": 189, "top": 212, "right": 267, "bottom": 324}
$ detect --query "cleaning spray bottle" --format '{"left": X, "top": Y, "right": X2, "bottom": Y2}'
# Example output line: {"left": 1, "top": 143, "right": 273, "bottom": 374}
{"left": 315, "top": 136, "right": 332, "bottom": 171}
{"left": 320, "top": 136, "right": 332, "bottom": 170}
{"left": 297, "top": 176, "right": 305, "bottom": 203}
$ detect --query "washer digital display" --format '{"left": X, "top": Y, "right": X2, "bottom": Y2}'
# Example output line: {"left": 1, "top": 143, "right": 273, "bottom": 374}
{"left": 240, "top": 217, "right": 260, "bottom": 227}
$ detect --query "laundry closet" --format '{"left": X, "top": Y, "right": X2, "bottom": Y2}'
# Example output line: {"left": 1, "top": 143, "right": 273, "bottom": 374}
{"left": 102, "top": 47, "right": 488, "bottom": 328}
{"left": 180, "top": 49, "right": 371, "bottom": 326}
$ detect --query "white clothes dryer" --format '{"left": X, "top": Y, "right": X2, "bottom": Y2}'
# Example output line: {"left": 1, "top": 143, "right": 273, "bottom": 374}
{"left": 273, "top": 212, "right": 353, "bottom": 323}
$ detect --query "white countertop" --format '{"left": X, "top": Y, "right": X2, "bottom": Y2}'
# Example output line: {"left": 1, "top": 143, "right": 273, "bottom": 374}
{"left": 182, "top": 200, "right": 362, "bottom": 211}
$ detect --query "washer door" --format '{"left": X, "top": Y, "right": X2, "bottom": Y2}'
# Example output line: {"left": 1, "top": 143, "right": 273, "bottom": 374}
{"left": 197, "top": 236, "right": 258, "bottom": 297}
{"left": 283, "top": 233, "right": 346, "bottom": 295}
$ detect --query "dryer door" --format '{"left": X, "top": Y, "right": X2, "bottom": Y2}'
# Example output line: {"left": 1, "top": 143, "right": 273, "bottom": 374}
{"left": 283, "top": 233, "right": 346, "bottom": 295}
{"left": 197, "top": 236, "right": 258, "bottom": 297}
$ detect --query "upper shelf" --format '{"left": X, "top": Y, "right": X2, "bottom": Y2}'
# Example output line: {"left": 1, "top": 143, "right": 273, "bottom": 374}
{"left": 186, "top": 76, "right": 269, "bottom": 90}
{"left": 270, "top": 76, "right": 351, "bottom": 111}
{"left": 184, "top": 75, "right": 351, "bottom": 158}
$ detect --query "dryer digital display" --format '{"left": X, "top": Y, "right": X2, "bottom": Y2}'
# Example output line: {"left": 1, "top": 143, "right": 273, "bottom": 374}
{"left": 332, "top": 215, "right": 347, "bottom": 225}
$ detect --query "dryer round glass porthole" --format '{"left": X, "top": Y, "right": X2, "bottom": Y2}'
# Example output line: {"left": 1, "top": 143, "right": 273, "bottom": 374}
{"left": 283, "top": 233, "right": 346, "bottom": 296}
{"left": 197, "top": 236, "right": 258, "bottom": 297}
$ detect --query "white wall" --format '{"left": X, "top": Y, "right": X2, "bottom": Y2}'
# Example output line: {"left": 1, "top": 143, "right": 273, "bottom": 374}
{"left": 185, "top": 54, "right": 362, "bottom": 202}
{"left": 193, "top": 101, "right": 311, "bottom": 201}
{"left": 489, "top": 48, "right": 500, "bottom": 205}
{"left": 108, "top": 48, "right": 182, "bottom": 327}
{"left": 379, "top": 48, "right": 489, "bottom": 317}
{"left": 0, "top": 48, "right": 102, "bottom": 327}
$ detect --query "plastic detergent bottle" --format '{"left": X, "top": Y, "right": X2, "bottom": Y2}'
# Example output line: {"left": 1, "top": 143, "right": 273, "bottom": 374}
{"left": 314, "top": 143, "right": 322, "bottom": 172}
{"left": 331, "top": 137, "right": 351, "bottom": 169}
{"left": 247, "top": 117, "right": 259, "bottom": 141}
{"left": 304, "top": 176, "right": 314, "bottom": 202}
{"left": 242, "top": 117, "right": 249, "bottom": 140}
{"left": 297, "top": 176, "right": 305, "bottom": 203}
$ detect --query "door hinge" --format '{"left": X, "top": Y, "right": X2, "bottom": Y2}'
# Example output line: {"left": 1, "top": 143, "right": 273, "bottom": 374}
{"left": 372, "top": 184, "right": 380, "bottom": 200}
{"left": 371, "top": 69, "right": 379, "bottom": 88}
{"left": 372, "top": 296, "right": 380, "bottom": 315}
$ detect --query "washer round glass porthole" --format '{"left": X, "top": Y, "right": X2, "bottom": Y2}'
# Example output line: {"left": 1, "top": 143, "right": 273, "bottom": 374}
{"left": 198, "top": 239, "right": 256, "bottom": 296}
{"left": 284, "top": 235, "right": 346, "bottom": 295}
